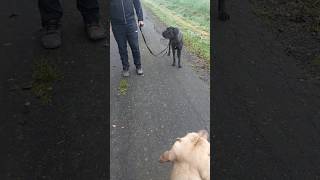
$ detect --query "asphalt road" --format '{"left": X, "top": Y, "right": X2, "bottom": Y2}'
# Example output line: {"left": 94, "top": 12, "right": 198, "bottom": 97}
{"left": 1, "top": 0, "right": 109, "bottom": 179}
{"left": 4, "top": 0, "right": 318, "bottom": 179}
{"left": 213, "top": 0, "right": 320, "bottom": 179}
{"left": 110, "top": 7, "right": 210, "bottom": 180}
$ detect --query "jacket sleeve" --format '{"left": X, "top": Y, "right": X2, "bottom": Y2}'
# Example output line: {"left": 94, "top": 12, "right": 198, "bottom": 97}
{"left": 133, "top": 0, "right": 143, "bottom": 21}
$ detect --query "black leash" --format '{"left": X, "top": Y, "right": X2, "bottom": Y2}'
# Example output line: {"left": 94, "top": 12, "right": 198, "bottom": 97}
{"left": 139, "top": 26, "right": 170, "bottom": 57}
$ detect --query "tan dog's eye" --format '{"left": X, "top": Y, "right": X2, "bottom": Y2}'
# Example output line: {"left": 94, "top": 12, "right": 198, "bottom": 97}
{"left": 176, "top": 138, "right": 181, "bottom": 142}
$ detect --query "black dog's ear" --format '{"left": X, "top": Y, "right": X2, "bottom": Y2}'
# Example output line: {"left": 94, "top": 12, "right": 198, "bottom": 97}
{"left": 173, "top": 28, "right": 179, "bottom": 35}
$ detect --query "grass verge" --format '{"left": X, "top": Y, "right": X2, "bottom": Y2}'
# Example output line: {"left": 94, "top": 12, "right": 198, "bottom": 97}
{"left": 141, "top": 0, "right": 210, "bottom": 63}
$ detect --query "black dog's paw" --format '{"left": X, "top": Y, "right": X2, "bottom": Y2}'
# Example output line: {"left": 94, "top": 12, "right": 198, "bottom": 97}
{"left": 178, "top": 65, "right": 182, "bottom": 68}
{"left": 219, "top": 12, "right": 230, "bottom": 21}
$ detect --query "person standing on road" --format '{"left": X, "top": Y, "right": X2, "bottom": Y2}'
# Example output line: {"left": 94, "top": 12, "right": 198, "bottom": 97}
{"left": 38, "top": 0, "right": 106, "bottom": 49}
{"left": 110, "top": 0, "right": 144, "bottom": 76}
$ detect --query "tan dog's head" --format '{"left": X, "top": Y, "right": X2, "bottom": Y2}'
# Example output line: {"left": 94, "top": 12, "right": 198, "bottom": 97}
{"left": 159, "top": 130, "right": 209, "bottom": 163}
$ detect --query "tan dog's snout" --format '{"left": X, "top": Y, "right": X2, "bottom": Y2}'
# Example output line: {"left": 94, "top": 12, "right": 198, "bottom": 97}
{"left": 159, "top": 150, "right": 175, "bottom": 163}
{"left": 159, "top": 151, "right": 168, "bottom": 163}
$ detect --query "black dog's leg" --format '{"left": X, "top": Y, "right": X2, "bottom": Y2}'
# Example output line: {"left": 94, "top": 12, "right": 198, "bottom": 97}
{"left": 168, "top": 40, "right": 171, "bottom": 56}
{"left": 218, "top": 0, "right": 230, "bottom": 21}
{"left": 172, "top": 46, "right": 176, "bottom": 66}
{"left": 177, "top": 49, "right": 182, "bottom": 68}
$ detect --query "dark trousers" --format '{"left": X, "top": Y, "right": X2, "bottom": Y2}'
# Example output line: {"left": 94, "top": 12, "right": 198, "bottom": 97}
{"left": 112, "top": 21, "right": 141, "bottom": 70}
{"left": 38, "top": 0, "right": 100, "bottom": 26}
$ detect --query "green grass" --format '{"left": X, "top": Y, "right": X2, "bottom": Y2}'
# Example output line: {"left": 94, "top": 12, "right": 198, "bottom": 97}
{"left": 150, "top": 0, "right": 210, "bottom": 31}
{"left": 142, "top": 0, "right": 210, "bottom": 64}
{"left": 118, "top": 79, "right": 128, "bottom": 95}
{"left": 31, "top": 59, "right": 62, "bottom": 104}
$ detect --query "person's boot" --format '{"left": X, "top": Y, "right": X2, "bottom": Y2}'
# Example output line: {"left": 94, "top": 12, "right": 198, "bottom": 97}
{"left": 41, "top": 19, "right": 62, "bottom": 49}
{"left": 122, "top": 69, "right": 130, "bottom": 77}
{"left": 86, "top": 21, "right": 106, "bottom": 40}
{"left": 122, "top": 66, "right": 129, "bottom": 77}
{"left": 136, "top": 66, "right": 144, "bottom": 75}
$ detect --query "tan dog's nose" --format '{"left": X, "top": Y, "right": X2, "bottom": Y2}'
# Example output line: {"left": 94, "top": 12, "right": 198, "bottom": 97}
{"left": 159, "top": 151, "right": 166, "bottom": 163}
{"left": 159, "top": 153, "right": 167, "bottom": 163}
{"left": 159, "top": 150, "right": 175, "bottom": 163}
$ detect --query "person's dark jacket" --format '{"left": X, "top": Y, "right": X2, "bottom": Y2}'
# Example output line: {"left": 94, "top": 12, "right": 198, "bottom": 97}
{"left": 110, "top": 0, "right": 143, "bottom": 25}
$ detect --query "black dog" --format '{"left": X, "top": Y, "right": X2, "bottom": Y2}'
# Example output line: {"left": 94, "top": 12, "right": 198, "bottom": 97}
{"left": 162, "top": 27, "right": 183, "bottom": 68}
{"left": 218, "top": 0, "right": 230, "bottom": 21}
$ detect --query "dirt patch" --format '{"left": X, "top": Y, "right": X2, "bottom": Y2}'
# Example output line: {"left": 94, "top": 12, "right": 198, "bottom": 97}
{"left": 250, "top": 0, "right": 320, "bottom": 80}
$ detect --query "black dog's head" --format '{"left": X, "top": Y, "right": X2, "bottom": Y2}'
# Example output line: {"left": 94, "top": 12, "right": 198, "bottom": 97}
{"left": 162, "top": 27, "right": 179, "bottom": 40}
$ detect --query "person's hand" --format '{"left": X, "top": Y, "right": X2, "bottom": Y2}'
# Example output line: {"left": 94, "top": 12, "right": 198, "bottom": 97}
{"left": 138, "top": 21, "right": 144, "bottom": 27}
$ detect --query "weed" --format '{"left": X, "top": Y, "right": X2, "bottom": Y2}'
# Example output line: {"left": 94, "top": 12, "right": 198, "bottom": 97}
{"left": 118, "top": 79, "right": 128, "bottom": 96}
{"left": 31, "top": 59, "right": 62, "bottom": 104}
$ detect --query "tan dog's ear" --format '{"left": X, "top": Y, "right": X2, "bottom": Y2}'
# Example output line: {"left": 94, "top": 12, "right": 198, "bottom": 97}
{"left": 190, "top": 134, "right": 201, "bottom": 145}
{"left": 198, "top": 130, "right": 209, "bottom": 140}
{"left": 159, "top": 150, "right": 176, "bottom": 163}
